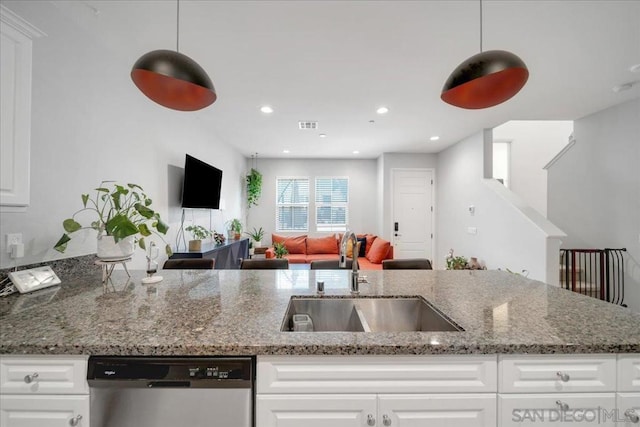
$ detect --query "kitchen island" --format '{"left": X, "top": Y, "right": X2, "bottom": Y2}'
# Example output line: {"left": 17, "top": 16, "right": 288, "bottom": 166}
{"left": 1, "top": 269, "right": 639, "bottom": 426}
{"left": 1, "top": 268, "right": 639, "bottom": 355}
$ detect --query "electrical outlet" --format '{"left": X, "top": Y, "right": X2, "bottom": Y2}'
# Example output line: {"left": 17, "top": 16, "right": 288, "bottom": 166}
{"left": 6, "top": 233, "right": 22, "bottom": 253}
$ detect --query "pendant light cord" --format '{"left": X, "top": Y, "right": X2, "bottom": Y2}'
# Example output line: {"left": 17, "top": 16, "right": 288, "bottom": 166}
{"left": 479, "top": 0, "right": 483, "bottom": 52}
{"left": 176, "top": 0, "right": 180, "bottom": 52}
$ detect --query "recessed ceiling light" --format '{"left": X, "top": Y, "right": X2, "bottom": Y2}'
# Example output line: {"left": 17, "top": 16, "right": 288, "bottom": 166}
{"left": 353, "top": 150, "right": 360, "bottom": 154}
{"left": 630, "top": 64, "right": 640, "bottom": 73}
{"left": 376, "top": 106, "right": 389, "bottom": 115}
{"left": 319, "top": 133, "right": 327, "bottom": 138}
{"left": 283, "top": 149, "right": 290, "bottom": 154}
{"left": 430, "top": 136, "right": 440, "bottom": 141}
{"left": 260, "top": 105, "right": 274, "bottom": 114}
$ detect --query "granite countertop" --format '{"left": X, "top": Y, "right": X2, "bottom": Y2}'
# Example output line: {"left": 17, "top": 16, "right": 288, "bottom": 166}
{"left": 1, "top": 268, "right": 639, "bottom": 356}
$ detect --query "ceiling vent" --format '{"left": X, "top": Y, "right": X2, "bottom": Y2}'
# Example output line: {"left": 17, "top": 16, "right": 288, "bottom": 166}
{"left": 298, "top": 121, "right": 318, "bottom": 130}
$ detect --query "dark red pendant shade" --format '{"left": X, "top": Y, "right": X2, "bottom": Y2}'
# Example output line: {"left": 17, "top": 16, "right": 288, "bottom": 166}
{"left": 131, "top": 49, "right": 216, "bottom": 111}
{"left": 441, "top": 50, "right": 529, "bottom": 109}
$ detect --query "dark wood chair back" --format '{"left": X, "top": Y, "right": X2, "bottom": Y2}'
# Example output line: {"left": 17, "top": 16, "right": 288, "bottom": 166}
{"left": 382, "top": 258, "right": 432, "bottom": 270}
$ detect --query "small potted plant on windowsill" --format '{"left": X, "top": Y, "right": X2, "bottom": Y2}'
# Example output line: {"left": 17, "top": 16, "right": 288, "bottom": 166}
{"left": 53, "top": 181, "right": 171, "bottom": 260}
{"left": 185, "top": 225, "right": 212, "bottom": 252}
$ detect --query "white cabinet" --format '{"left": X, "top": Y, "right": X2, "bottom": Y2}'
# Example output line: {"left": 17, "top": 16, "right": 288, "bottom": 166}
{"left": 0, "top": 356, "right": 89, "bottom": 427}
{"left": 0, "top": 395, "right": 88, "bottom": 427}
{"left": 617, "top": 393, "right": 640, "bottom": 426}
{"left": 257, "top": 393, "right": 497, "bottom": 427}
{"left": 618, "top": 355, "right": 640, "bottom": 392}
{"left": 257, "top": 355, "right": 498, "bottom": 427}
{"left": 378, "top": 394, "right": 496, "bottom": 427}
{"left": 257, "top": 394, "right": 377, "bottom": 427}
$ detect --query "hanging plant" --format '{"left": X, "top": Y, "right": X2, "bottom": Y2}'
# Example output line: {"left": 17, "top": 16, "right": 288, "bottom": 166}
{"left": 246, "top": 168, "right": 262, "bottom": 207}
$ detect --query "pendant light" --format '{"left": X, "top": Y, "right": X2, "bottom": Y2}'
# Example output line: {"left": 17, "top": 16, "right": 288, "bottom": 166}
{"left": 441, "top": 0, "right": 528, "bottom": 109}
{"left": 131, "top": 0, "right": 216, "bottom": 111}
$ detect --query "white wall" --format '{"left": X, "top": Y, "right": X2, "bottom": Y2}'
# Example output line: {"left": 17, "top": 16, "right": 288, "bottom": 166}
{"left": 0, "top": 2, "right": 245, "bottom": 269}
{"left": 436, "top": 130, "right": 565, "bottom": 282}
{"left": 245, "top": 158, "right": 379, "bottom": 244}
{"left": 547, "top": 98, "right": 640, "bottom": 312}
{"left": 493, "top": 120, "right": 573, "bottom": 217}
{"left": 379, "top": 153, "right": 438, "bottom": 241}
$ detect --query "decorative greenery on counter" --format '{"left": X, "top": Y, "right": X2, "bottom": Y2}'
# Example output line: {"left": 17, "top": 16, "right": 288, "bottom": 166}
{"left": 53, "top": 181, "right": 171, "bottom": 255}
{"left": 185, "top": 225, "right": 212, "bottom": 240}
{"left": 246, "top": 168, "right": 262, "bottom": 207}
{"left": 445, "top": 249, "right": 469, "bottom": 270}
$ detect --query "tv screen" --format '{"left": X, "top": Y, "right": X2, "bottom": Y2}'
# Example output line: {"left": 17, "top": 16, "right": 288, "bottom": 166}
{"left": 181, "top": 154, "right": 222, "bottom": 209}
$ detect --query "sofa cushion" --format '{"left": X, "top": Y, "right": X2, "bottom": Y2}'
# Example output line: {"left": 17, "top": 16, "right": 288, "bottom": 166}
{"left": 285, "top": 254, "right": 308, "bottom": 264}
{"left": 357, "top": 237, "right": 367, "bottom": 257}
{"left": 357, "top": 257, "right": 383, "bottom": 270}
{"left": 366, "top": 237, "right": 391, "bottom": 264}
{"left": 272, "top": 234, "right": 307, "bottom": 254}
{"left": 364, "top": 234, "right": 377, "bottom": 255}
{"left": 306, "top": 235, "right": 338, "bottom": 254}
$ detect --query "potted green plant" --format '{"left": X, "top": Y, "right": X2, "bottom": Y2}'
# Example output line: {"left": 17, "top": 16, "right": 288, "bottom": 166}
{"left": 245, "top": 226, "right": 264, "bottom": 248}
{"left": 185, "top": 225, "right": 211, "bottom": 251}
{"left": 445, "top": 249, "right": 469, "bottom": 270}
{"left": 246, "top": 168, "right": 262, "bottom": 207}
{"left": 273, "top": 242, "right": 288, "bottom": 259}
{"left": 53, "top": 181, "right": 171, "bottom": 260}
{"left": 230, "top": 218, "right": 243, "bottom": 240}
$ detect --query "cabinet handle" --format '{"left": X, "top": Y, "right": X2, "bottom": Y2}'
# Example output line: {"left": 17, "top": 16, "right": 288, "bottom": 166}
{"left": 625, "top": 409, "right": 640, "bottom": 424}
{"left": 556, "top": 371, "right": 570, "bottom": 382}
{"left": 366, "top": 414, "right": 375, "bottom": 426}
{"left": 556, "top": 400, "right": 569, "bottom": 411}
{"left": 382, "top": 414, "right": 392, "bottom": 426}
{"left": 23, "top": 373, "right": 39, "bottom": 384}
{"left": 69, "top": 415, "right": 83, "bottom": 426}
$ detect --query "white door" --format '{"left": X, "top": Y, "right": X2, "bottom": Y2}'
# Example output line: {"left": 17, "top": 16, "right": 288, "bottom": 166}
{"left": 378, "top": 394, "right": 497, "bottom": 427}
{"left": 256, "top": 394, "right": 377, "bottom": 427}
{"left": 391, "top": 169, "right": 434, "bottom": 260}
{"left": 0, "top": 395, "right": 88, "bottom": 427}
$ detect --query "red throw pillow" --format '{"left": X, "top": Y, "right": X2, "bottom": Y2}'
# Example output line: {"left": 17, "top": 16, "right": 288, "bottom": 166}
{"left": 365, "top": 237, "right": 390, "bottom": 264}
{"left": 307, "top": 235, "right": 338, "bottom": 254}
{"left": 365, "top": 234, "right": 377, "bottom": 255}
{"left": 272, "top": 234, "right": 307, "bottom": 254}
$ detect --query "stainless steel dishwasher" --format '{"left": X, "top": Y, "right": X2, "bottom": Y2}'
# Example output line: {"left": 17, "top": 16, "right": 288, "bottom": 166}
{"left": 88, "top": 356, "right": 254, "bottom": 427}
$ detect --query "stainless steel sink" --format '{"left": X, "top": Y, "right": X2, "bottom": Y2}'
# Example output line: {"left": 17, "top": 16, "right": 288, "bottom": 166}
{"left": 281, "top": 297, "right": 463, "bottom": 332}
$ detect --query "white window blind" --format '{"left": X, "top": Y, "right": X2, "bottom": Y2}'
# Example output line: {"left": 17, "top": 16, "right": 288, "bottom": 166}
{"left": 276, "top": 177, "right": 309, "bottom": 231}
{"left": 315, "top": 177, "right": 348, "bottom": 232}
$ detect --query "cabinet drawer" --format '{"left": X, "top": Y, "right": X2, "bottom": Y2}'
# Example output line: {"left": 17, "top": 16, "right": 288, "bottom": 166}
{"left": 0, "top": 355, "right": 89, "bottom": 395}
{"left": 0, "top": 394, "right": 89, "bottom": 427}
{"left": 499, "top": 354, "right": 616, "bottom": 393}
{"left": 499, "top": 393, "right": 616, "bottom": 427}
{"left": 618, "top": 355, "right": 640, "bottom": 392}
{"left": 257, "top": 355, "right": 497, "bottom": 394}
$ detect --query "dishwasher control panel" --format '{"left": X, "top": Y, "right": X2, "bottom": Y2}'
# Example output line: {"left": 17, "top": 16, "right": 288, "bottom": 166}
{"left": 87, "top": 356, "right": 253, "bottom": 388}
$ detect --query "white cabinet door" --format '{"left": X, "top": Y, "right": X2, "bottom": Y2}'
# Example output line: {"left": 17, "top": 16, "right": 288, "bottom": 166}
{"left": 617, "top": 393, "right": 640, "bottom": 427}
{"left": 0, "top": 394, "right": 88, "bottom": 427}
{"left": 257, "top": 394, "right": 377, "bottom": 427}
{"left": 499, "top": 393, "right": 616, "bottom": 427}
{"left": 378, "top": 394, "right": 497, "bottom": 427}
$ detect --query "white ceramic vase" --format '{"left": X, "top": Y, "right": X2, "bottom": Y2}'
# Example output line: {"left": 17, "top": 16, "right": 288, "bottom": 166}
{"left": 97, "top": 235, "right": 135, "bottom": 260}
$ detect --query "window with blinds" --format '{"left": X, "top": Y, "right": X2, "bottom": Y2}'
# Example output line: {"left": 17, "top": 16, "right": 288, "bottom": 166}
{"left": 315, "top": 177, "right": 348, "bottom": 232}
{"left": 276, "top": 177, "right": 309, "bottom": 231}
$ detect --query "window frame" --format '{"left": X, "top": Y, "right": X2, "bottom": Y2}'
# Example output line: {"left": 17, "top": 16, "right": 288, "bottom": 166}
{"left": 275, "top": 176, "right": 310, "bottom": 232}
{"left": 314, "top": 176, "right": 349, "bottom": 232}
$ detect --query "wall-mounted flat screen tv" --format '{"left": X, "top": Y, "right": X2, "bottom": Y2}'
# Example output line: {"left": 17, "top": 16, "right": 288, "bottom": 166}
{"left": 181, "top": 154, "right": 222, "bottom": 209}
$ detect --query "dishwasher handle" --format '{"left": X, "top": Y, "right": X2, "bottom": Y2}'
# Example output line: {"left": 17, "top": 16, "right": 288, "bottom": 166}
{"left": 148, "top": 381, "right": 190, "bottom": 388}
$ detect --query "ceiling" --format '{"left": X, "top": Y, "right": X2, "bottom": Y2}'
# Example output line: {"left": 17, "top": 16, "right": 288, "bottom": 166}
{"left": 8, "top": 1, "right": 640, "bottom": 158}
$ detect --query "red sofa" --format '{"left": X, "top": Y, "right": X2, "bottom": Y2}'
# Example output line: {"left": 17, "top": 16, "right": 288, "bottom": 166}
{"left": 265, "top": 233, "right": 393, "bottom": 270}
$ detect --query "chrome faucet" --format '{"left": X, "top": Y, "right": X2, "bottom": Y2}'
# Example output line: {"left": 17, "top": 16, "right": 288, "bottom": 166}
{"left": 339, "top": 230, "right": 360, "bottom": 294}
